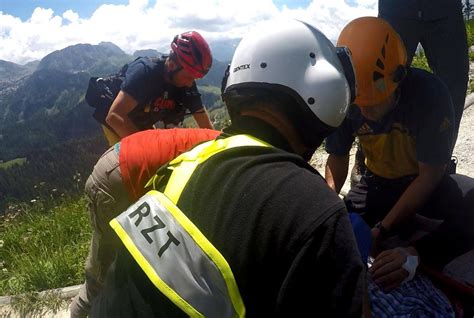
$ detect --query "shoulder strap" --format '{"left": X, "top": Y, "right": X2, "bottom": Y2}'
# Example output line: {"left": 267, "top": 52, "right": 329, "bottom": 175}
{"left": 117, "top": 56, "right": 142, "bottom": 78}
{"left": 147, "top": 134, "right": 272, "bottom": 204}
{"left": 110, "top": 191, "right": 245, "bottom": 317}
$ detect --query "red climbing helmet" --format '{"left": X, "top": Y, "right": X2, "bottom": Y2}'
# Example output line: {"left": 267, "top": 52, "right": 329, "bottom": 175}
{"left": 170, "top": 31, "right": 212, "bottom": 78}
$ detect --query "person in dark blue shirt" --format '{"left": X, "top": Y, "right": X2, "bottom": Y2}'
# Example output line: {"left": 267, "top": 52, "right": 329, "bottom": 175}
{"left": 103, "top": 31, "right": 214, "bottom": 145}
{"left": 326, "top": 17, "right": 474, "bottom": 291}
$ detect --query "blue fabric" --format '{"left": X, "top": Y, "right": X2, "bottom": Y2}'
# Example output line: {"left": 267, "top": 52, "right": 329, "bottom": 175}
{"left": 349, "top": 212, "right": 372, "bottom": 263}
{"left": 369, "top": 273, "right": 454, "bottom": 317}
{"left": 114, "top": 142, "right": 121, "bottom": 155}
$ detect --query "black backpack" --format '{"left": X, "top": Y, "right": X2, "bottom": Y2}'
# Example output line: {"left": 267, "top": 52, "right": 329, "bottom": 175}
{"left": 85, "top": 63, "right": 129, "bottom": 127}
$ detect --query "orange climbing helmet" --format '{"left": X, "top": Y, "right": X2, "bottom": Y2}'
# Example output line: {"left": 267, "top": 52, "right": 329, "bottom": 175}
{"left": 337, "top": 16, "right": 407, "bottom": 107}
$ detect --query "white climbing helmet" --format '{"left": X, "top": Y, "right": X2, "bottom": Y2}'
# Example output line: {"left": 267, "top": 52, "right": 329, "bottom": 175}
{"left": 223, "top": 19, "right": 355, "bottom": 128}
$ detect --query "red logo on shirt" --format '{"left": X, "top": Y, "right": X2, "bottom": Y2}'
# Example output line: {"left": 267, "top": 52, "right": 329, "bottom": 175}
{"left": 152, "top": 96, "right": 175, "bottom": 111}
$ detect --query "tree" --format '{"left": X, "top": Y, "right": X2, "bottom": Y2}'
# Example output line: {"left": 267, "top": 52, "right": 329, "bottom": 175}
{"left": 464, "top": 0, "right": 473, "bottom": 20}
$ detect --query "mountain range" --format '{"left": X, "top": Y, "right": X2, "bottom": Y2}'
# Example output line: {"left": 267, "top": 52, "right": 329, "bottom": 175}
{"left": 0, "top": 41, "right": 231, "bottom": 209}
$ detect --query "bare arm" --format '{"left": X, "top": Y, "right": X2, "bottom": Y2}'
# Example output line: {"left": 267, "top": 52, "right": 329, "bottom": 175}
{"left": 105, "top": 91, "right": 140, "bottom": 138}
{"left": 380, "top": 162, "right": 446, "bottom": 231}
{"left": 192, "top": 107, "right": 214, "bottom": 129}
{"left": 325, "top": 153, "right": 350, "bottom": 194}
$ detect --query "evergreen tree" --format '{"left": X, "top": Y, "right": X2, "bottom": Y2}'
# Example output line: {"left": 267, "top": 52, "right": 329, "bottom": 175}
{"left": 465, "top": 0, "right": 473, "bottom": 20}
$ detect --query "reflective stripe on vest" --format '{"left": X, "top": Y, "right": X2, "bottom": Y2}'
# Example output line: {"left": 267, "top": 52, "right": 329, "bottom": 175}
{"left": 149, "top": 134, "right": 272, "bottom": 204}
{"left": 111, "top": 134, "right": 271, "bottom": 317}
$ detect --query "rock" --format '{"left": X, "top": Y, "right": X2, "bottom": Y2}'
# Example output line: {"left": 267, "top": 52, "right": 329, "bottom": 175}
{"left": 465, "top": 92, "right": 474, "bottom": 109}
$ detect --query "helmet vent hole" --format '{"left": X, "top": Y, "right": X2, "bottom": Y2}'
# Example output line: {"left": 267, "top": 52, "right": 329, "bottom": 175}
{"left": 309, "top": 52, "right": 316, "bottom": 58}
{"left": 373, "top": 71, "right": 384, "bottom": 81}
{"left": 307, "top": 97, "right": 315, "bottom": 105}
{"left": 376, "top": 58, "right": 384, "bottom": 70}
{"left": 260, "top": 62, "right": 267, "bottom": 68}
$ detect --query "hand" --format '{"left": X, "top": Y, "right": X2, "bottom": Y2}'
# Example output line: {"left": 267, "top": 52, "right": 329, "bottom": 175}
{"left": 370, "top": 247, "right": 418, "bottom": 292}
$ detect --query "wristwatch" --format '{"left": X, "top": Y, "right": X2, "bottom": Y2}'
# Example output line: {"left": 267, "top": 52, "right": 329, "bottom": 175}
{"left": 374, "top": 221, "right": 391, "bottom": 239}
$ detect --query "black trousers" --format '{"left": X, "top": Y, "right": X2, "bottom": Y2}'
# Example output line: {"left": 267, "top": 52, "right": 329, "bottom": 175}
{"left": 380, "top": 11, "right": 469, "bottom": 150}
{"left": 346, "top": 173, "right": 474, "bottom": 269}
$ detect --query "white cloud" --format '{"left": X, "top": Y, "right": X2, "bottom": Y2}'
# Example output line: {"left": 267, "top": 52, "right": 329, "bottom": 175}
{"left": 63, "top": 10, "right": 80, "bottom": 23}
{"left": 0, "top": 0, "right": 377, "bottom": 64}
{"left": 286, "top": 0, "right": 378, "bottom": 42}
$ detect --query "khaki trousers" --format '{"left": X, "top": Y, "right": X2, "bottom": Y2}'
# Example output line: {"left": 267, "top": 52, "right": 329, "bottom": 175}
{"left": 70, "top": 146, "right": 130, "bottom": 317}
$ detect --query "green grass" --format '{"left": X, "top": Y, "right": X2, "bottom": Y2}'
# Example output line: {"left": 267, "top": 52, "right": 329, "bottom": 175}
{"left": 0, "top": 195, "right": 91, "bottom": 310}
{"left": 0, "top": 158, "right": 27, "bottom": 170}
{"left": 411, "top": 50, "right": 432, "bottom": 72}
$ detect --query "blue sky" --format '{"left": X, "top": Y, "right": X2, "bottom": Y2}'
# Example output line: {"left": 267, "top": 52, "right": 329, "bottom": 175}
{"left": 273, "top": 0, "right": 313, "bottom": 9}
{"left": 1, "top": 0, "right": 314, "bottom": 20}
{"left": 2, "top": 0, "right": 131, "bottom": 21}
{"left": 0, "top": 0, "right": 377, "bottom": 64}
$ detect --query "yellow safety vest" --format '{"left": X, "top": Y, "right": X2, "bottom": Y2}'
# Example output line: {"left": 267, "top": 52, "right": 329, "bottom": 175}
{"left": 110, "top": 134, "right": 272, "bottom": 318}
